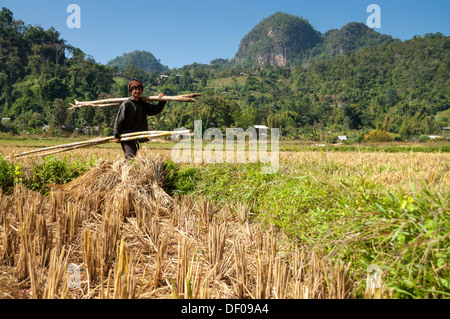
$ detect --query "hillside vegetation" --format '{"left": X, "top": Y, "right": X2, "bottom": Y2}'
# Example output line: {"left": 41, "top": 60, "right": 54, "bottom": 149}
{"left": 0, "top": 7, "right": 448, "bottom": 142}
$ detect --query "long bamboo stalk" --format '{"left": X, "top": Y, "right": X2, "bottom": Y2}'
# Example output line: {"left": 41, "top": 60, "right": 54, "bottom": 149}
{"left": 14, "top": 137, "right": 114, "bottom": 158}
{"left": 68, "top": 93, "right": 202, "bottom": 110}
{"left": 13, "top": 130, "right": 191, "bottom": 158}
{"left": 14, "top": 130, "right": 190, "bottom": 157}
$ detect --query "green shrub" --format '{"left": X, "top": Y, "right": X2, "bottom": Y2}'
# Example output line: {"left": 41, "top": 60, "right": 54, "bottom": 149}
{"left": 0, "top": 156, "right": 17, "bottom": 193}
{"left": 325, "top": 134, "right": 338, "bottom": 144}
{"left": 364, "top": 129, "right": 394, "bottom": 142}
{"left": 418, "top": 134, "right": 430, "bottom": 142}
{"left": 1, "top": 155, "right": 95, "bottom": 195}
{"left": 26, "top": 156, "right": 92, "bottom": 195}
{"left": 103, "top": 127, "right": 113, "bottom": 136}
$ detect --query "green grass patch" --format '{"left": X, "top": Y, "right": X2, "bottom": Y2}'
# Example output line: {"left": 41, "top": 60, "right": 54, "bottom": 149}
{"left": 436, "top": 108, "right": 450, "bottom": 118}
{"left": 163, "top": 159, "right": 199, "bottom": 196}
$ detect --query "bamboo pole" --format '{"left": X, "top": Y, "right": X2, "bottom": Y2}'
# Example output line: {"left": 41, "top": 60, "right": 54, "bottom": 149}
{"left": 68, "top": 93, "right": 202, "bottom": 110}
{"left": 14, "top": 137, "right": 113, "bottom": 158}
{"left": 119, "top": 131, "right": 178, "bottom": 142}
{"left": 13, "top": 130, "right": 191, "bottom": 159}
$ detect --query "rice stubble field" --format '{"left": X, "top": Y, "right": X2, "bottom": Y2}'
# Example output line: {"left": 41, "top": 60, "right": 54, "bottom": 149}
{"left": 0, "top": 141, "right": 448, "bottom": 299}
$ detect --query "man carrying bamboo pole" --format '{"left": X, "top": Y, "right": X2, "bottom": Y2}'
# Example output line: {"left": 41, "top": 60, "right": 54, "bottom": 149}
{"left": 113, "top": 78, "right": 166, "bottom": 158}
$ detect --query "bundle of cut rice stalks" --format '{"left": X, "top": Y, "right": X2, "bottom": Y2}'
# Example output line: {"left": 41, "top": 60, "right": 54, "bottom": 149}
{"left": 52, "top": 154, "right": 173, "bottom": 220}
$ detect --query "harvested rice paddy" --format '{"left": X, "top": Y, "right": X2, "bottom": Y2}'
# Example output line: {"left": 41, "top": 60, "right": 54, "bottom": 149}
{"left": 0, "top": 142, "right": 448, "bottom": 299}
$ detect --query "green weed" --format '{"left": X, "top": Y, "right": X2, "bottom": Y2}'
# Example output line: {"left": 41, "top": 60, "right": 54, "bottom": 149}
{"left": 0, "top": 156, "right": 17, "bottom": 192}
{"left": 163, "top": 160, "right": 199, "bottom": 196}
{"left": 0, "top": 155, "right": 96, "bottom": 195}
{"left": 26, "top": 156, "right": 95, "bottom": 195}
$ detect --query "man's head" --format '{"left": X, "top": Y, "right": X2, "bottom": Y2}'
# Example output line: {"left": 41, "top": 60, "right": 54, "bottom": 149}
{"left": 129, "top": 78, "right": 143, "bottom": 92}
{"left": 129, "top": 78, "right": 143, "bottom": 101}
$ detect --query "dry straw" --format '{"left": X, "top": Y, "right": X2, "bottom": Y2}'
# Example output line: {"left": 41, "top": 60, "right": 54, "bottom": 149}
{"left": 112, "top": 238, "right": 137, "bottom": 299}
{"left": 42, "top": 247, "right": 71, "bottom": 299}
{"left": 207, "top": 223, "right": 228, "bottom": 279}
{"left": 234, "top": 242, "right": 248, "bottom": 299}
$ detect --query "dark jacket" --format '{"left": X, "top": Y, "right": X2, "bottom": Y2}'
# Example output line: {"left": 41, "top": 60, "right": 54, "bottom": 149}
{"left": 113, "top": 97, "right": 166, "bottom": 139}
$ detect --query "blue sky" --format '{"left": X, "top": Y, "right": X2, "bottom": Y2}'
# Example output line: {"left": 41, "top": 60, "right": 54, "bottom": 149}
{"left": 1, "top": 0, "right": 449, "bottom": 68}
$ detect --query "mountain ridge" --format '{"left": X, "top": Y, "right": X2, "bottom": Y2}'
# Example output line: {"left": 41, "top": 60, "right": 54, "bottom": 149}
{"left": 109, "top": 12, "right": 398, "bottom": 70}
{"left": 232, "top": 12, "right": 397, "bottom": 67}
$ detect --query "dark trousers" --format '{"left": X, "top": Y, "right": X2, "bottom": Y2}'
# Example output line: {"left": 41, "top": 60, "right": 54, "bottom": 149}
{"left": 121, "top": 140, "right": 140, "bottom": 158}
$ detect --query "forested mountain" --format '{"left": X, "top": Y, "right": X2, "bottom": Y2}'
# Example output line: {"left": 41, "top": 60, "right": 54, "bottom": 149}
{"left": 107, "top": 50, "right": 168, "bottom": 73}
{"left": 232, "top": 12, "right": 396, "bottom": 68}
{"left": 233, "top": 12, "right": 322, "bottom": 68}
{"left": 0, "top": 7, "right": 448, "bottom": 141}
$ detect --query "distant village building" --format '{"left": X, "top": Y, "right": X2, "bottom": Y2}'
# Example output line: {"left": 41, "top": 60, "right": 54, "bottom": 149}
{"left": 254, "top": 125, "right": 269, "bottom": 137}
{"left": 61, "top": 125, "right": 75, "bottom": 133}
{"left": 1, "top": 118, "right": 11, "bottom": 124}
{"left": 338, "top": 136, "right": 348, "bottom": 141}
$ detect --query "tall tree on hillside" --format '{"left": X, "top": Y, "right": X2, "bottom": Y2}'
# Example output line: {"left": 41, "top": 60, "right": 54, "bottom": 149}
{"left": 24, "top": 25, "right": 66, "bottom": 64}
{"left": 194, "top": 95, "right": 240, "bottom": 130}
{"left": 47, "top": 98, "right": 67, "bottom": 129}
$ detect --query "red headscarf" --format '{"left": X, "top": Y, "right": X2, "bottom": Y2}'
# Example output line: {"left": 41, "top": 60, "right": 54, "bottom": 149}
{"left": 128, "top": 79, "right": 143, "bottom": 92}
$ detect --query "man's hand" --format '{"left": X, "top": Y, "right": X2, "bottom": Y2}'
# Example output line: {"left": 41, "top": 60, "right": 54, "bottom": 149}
{"left": 114, "top": 138, "right": 120, "bottom": 143}
{"left": 158, "top": 92, "right": 165, "bottom": 98}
